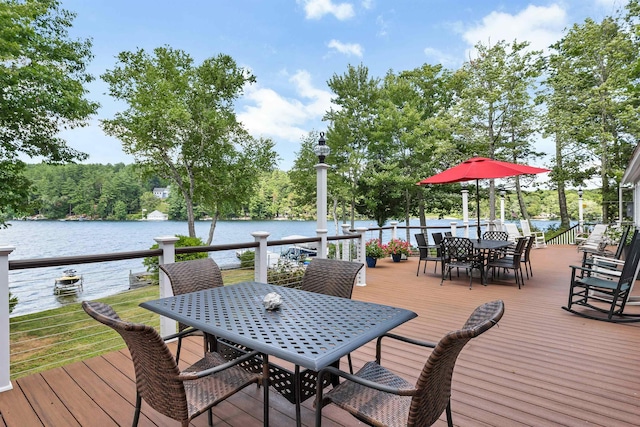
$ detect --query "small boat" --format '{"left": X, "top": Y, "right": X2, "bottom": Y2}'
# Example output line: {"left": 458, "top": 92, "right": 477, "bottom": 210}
{"left": 54, "top": 269, "right": 83, "bottom": 294}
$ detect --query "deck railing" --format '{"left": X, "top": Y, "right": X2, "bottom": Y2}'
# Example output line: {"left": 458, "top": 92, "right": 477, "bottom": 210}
{"left": 0, "top": 219, "right": 539, "bottom": 392}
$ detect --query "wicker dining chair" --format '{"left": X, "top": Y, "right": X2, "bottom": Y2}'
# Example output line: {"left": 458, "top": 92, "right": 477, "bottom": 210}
{"left": 82, "top": 301, "right": 268, "bottom": 427}
{"left": 300, "top": 258, "right": 363, "bottom": 299}
{"left": 415, "top": 233, "right": 442, "bottom": 275}
{"left": 482, "top": 230, "right": 509, "bottom": 241}
{"left": 440, "top": 237, "right": 485, "bottom": 289}
{"left": 159, "top": 258, "right": 224, "bottom": 363}
{"left": 314, "top": 300, "right": 505, "bottom": 427}
{"left": 301, "top": 258, "right": 364, "bottom": 373}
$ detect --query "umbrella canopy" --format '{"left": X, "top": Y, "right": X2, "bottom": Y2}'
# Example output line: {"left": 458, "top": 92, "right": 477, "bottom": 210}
{"left": 418, "top": 157, "right": 550, "bottom": 238}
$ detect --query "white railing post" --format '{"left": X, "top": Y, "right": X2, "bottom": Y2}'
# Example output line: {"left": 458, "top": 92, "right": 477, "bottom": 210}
{"left": 252, "top": 231, "right": 270, "bottom": 283}
{"left": 341, "top": 224, "right": 350, "bottom": 261}
{"left": 317, "top": 229, "right": 328, "bottom": 260}
{"left": 390, "top": 221, "right": 398, "bottom": 241}
{"left": 155, "top": 236, "right": 179, "bottom": 337}
{"left": 0, "top": 246, "right": 15, "bottom": 393}
{"left": 450, "top": 222, "right": 457, "bottom": 238}
{"left": 355, "top": 227, "right": 368, "bottom": 286}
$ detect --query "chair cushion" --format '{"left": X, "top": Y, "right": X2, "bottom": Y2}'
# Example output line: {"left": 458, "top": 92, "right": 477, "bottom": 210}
{"left": 324, "top": 361, "right": 412, "bottom": 427}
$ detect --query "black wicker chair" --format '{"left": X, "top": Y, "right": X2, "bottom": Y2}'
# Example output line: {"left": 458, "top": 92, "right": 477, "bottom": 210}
{"left": 415, "top": 233, "right": 442, "bottom": 275}
{"left": 486, "top": 237, "right": 527, "bottom": 289}
{"left": 314, "top": 300, "right": 505, "bottom": 427}
{"left": 82, "top": 301, "right": 268, "bottom": 427}
{"left": 440, "top": 237, "right": 485, "bottom": 289}
{"left": 159, "top": 258, "right": 224, "bottom": 363}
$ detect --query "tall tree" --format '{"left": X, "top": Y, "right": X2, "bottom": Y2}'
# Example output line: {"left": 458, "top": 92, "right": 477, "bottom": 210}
{"left": 101, "top": 47, "right": 276, "bottom": 241}
{"left": 324, "top": 64, "right": 381, "bottom": 229}
{"left": 542, "top": 16, "right": 639, "bottom": 225}
{"left": 452, "top": 40, "right": 543, "bottom": 221}
{"left": 0, "top": 0, "right": 98, "bottom": 225}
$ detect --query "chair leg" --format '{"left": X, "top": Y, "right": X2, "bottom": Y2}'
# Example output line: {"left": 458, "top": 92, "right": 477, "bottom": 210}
{"left": 416, "top": 260, "right": 422, "bottom": 276}
{"left": 347, "top": 354, "right": 354, "bottom": 374}
{"left": 208, "top": 408, "right": 213, "bottom": 427}
{"left": 175, "top": 336, "right": 182, "bottom": 363}
{"left": 446, "top": 399, "right": 453, "bottom": 427}
{"left": 132, "top": 392, "right": 142, "bottom": 427}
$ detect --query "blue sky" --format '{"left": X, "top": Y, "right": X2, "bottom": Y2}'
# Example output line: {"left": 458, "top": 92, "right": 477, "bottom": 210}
{"left": 57, "top": 0, "right": 623, "bottom": 170}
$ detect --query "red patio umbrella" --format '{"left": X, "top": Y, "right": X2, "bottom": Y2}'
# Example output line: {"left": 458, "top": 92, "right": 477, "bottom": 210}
{"left": 417, "top": 157, "right": 550, "bottom": 239}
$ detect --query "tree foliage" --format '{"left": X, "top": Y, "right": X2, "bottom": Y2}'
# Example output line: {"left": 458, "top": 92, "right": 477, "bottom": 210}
{"left": 101, "top": 47, "right": 277, "bottom": 243}
{"left": 0, "top": 0, "right": 99, "bottom": 225}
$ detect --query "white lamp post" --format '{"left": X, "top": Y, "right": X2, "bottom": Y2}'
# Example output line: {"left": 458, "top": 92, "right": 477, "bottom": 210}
{"left": 500, "top": 188, "right": 506, "bottom": 230}
{"left": 578, "top": 187, "right": 584, "bottom": 234}
{"left": 314, "top": 132, "right": 330, "bottom": 259}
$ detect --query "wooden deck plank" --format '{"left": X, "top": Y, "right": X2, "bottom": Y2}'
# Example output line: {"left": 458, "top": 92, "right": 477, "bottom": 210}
{"left": 39, "top": 367, "right": 118, "bottom": 427}
{"left": 1, "top": 245, "right": 639, "bottom": 426}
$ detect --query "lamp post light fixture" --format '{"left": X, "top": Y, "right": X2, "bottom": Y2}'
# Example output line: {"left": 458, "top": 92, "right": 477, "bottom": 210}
{"left": 314, "top": 132, "right": 330, "bottom": 259}
{"left": 499, "top": 188, "right": 506, "bottom": 230}
{"left": 578, "top": 187, "right": 584, "bottom": 234}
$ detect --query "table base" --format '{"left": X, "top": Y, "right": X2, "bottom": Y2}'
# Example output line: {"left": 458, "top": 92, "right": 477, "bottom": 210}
{"left": 213, "top": 337, "right": 337, "bottom": 404}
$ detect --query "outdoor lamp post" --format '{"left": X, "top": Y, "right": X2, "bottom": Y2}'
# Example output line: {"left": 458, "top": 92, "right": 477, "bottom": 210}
{"left": 313, "top": 132, "right": 330, "bottom": 259}
{"left": 578, "top": 187, "right": 584, "bottom": 234}
{"left": 500, "top": 188, "right": 506, "bottom": 230}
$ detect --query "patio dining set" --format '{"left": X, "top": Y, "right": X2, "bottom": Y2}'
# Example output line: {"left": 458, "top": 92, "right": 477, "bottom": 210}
{"left": 416, "top": 230, "right": 535, "bottom": 290}
{"left": 81, "top": 257, "right": 506, "bottom": 427}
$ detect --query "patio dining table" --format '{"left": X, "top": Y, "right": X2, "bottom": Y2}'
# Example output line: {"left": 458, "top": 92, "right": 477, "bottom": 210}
{"left": 140, "top": 281, "right": 417, "bottom": 426}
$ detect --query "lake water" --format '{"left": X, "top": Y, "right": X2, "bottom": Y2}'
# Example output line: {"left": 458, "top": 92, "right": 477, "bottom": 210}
{"left": 1, "top": 218, "right": 562, "bottom": 316}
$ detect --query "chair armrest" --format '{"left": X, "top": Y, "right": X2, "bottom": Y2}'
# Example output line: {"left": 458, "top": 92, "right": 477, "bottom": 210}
{"left": 163, "top": 326, "right": 200, "bottom": 342}
{"left": 316, "top": 365, "right": 416, "bottom": 396}
{"left": 570, "top": 264, "right": 622, "bottom": 279}
{"left": 375, "top": 332, "right": 437, "bottom": 363}
{"left": 178, "top": 350, "right": 262, "bottom": 380}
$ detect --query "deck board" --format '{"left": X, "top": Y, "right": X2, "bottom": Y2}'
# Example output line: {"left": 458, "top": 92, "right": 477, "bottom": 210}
{"left": 1, "top": 245, "right": 639, "bottom": 426}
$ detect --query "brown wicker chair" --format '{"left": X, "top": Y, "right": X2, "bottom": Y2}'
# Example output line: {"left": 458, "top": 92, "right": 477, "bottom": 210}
{"left": 300, "top": 258, "right": 363, "bottom": 299}
{"left": 301, "top": 258, "right": 364, "bottom": 373}
{"left": 82, "top": 301, "right": 268, "bottom": 427}
{"left": 159, "top": 258, "right": 224, "bottom": 363}
{"left": 314, "top": 300, "right": 505, "bottom": 427}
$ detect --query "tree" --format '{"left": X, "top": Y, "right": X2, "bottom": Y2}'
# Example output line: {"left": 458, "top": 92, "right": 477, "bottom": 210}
{"left": 101, "top": 47, "right": 276, "bottom": 242}
{"left": 452, "top": 40, "right": 543, "bottom": 221}
{"left": 542, "top": 16, "right": 639, "bottom": 225}
{"left": 324, "top": 64, "right": 381, "bottom": 229}
{"left": 0, "top": 0, "right": 99, "bottom": 225}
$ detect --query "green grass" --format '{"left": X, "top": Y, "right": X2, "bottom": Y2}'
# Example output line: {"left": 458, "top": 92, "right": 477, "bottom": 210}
{"left": 8, "top": 267, "right": 257, "bottom": 380}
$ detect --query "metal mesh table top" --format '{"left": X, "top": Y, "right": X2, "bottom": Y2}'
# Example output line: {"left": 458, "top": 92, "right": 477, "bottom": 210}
{"left": 141, "top": 281, "right": 417, "bottom": 370}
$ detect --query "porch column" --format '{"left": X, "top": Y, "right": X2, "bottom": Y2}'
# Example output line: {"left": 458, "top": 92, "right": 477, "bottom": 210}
{"left": 1, "top": 246, "right": 16, "bottom": 393}
{"left": 341, "top": 224, "right": 350, "bottom": 261}
{"left": 252, "top": 231, "right": 270, "bottom": 283}
{"left": 356, "top": 227, "right": 368, "bottom": 286}
{"left": 155, "top": 236, "right": 179, "bottom": 337}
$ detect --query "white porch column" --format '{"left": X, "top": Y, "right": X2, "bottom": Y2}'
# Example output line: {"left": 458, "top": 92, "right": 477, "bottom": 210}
{"left": 155, "top": 236, "right": 179, "bottom": 337}
{"left": 390, "top": 221, "right": 398, "bottom": 241}
{"left": 355, "top": 227, "right": 368, "bottom": 286}
{"left": 450, "top": 222, "right": 457, "bottom": 238}
{"left": 341, "top": 224, "right": 350, "bottom": 261}
{"left": 462, "top": 188, "right": 469, "bottom": 236}
{"left": 316, "top": 162, "right": 329, "bottom": 260}
{"left": 0, "top": 246, "right": 15, "bottom": 393}
{"left": 252, "top": 231, "right": 270, "bottom": 283}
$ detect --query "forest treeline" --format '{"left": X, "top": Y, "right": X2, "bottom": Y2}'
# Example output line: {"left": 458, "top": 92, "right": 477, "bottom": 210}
{"left": 16, "top": 162, "right": 604, "bottom": 224}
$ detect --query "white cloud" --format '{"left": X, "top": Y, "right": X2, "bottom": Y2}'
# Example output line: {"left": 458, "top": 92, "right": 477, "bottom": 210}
{"left": 376, "top": 14, "right": 389, "bottom": 37}
{"left": 423, "top": 47, "right": 459, "bottom": 67}
{"left": 238, "top": 70, "right": 332, "bottom": 142}
{"left": 361, "top": 0, "right": 374, "bottom": 10}
{"left": 327, "top": 39, "right": 363, "bottom": 57}
{"left": 298, "top": 0, "right": 355, "bottom": 20}
{"left": 462, "top": 4, "right": 568, "bottom": 53}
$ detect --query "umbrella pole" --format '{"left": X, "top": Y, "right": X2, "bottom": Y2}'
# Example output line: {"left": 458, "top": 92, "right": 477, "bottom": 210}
{"left": 476, "top": 180, "right": 481, "bottom": 240}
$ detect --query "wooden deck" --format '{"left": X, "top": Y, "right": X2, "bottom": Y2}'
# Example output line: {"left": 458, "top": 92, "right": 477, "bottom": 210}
{"left": 1, "top": 245, "right": 639, "bottom": 426}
